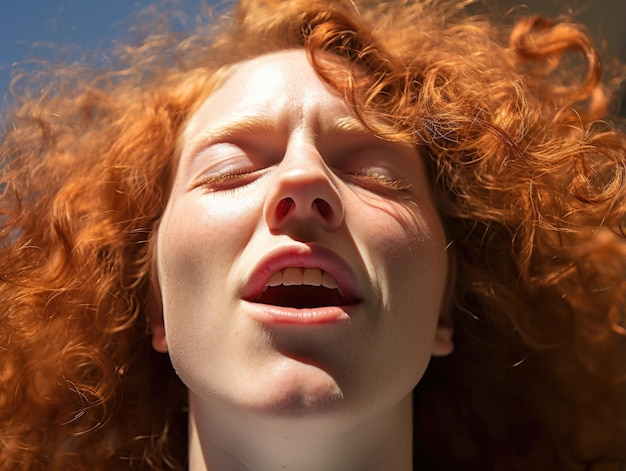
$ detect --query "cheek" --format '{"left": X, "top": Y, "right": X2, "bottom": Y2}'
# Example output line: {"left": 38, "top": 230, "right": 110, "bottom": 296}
{"left": 155, "top": 199, "right": 250, "bottom": 341}
{"left": 352, "top": 198, "right": 448, "bottom": 382}
{"left": 155, "top": 197, "right": 262, "bottom": 391}
{"left": 157, "top": 194, "right": 259, "bottom": 289}
{"left": 386, "top": 201, "right": 448, "bottom": 324}
{"left": 354, "top": 197, "right": 448, "bottom": 299}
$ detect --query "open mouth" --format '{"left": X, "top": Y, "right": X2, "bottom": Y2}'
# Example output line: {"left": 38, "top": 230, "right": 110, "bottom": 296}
{"left": 255, "top": 267, "right": 349, "bottom": 309}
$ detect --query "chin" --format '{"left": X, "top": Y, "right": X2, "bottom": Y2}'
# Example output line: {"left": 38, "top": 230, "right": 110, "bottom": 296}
{"left": 237, "top": 359, "right": 349, "bottom": 418}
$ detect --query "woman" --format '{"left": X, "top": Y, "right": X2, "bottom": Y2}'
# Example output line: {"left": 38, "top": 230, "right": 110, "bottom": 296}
{"left": 1, "top": 0, "right": 625, "bottom": 469}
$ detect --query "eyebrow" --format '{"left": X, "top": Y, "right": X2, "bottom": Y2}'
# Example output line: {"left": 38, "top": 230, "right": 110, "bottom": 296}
{"left": 183, "top": 114, "right": 281, "bottom": 163}
{"left": 183, "top": 114, "right": 370, "bottom": 163}
{"left": 319, "top": 116, "right": 368, "bottom": 136}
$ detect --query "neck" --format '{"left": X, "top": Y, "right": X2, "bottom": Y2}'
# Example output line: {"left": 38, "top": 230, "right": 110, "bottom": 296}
{"left": 188, "top": 393, "right": 413, "bottom": 471}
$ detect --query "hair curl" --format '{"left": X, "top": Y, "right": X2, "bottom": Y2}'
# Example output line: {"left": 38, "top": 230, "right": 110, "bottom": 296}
{"left": 1, "top": 0, "right": 625, "bottom": 469}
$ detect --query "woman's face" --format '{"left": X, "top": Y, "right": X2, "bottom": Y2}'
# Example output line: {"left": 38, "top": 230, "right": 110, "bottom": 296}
{"left": 154, "top": 50, "right": 451, "bottom": 423}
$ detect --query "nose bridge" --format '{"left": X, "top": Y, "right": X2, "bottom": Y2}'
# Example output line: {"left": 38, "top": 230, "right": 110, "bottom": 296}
{"left": 263, "top": 137, "right": 344, "bottom": 232}
{"left": 279, "top": 138, "right": 330, "bottom": 186}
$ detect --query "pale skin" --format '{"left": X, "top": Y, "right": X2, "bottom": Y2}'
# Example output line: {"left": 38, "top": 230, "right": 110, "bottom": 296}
{"left": 151, "top": 50, "right": 453, "bottom": 470}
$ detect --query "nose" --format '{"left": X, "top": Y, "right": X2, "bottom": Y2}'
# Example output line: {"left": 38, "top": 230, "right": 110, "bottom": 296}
{"left": 263, "top": 145, "right": 344, "bottom": 233}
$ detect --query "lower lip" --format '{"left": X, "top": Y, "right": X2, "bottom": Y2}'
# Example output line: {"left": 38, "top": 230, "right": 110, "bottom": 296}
{"left": 244, "top": 302, "right": 353, "bottom": 325}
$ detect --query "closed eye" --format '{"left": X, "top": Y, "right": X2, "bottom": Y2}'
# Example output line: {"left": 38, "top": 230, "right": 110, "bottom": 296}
{"left": 192, "top": 167, "right": 268, "bottom": 192}
{"left": 187, "top": 141, "right": 273, "bottom": 193}
{"left": 344, "top": 171, "right": 412, "bottom": 192}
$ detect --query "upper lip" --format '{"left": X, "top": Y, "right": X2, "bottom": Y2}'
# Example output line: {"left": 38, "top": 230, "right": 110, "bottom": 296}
{"left": 241, "top": 244, "right": 362, "bottom": 305}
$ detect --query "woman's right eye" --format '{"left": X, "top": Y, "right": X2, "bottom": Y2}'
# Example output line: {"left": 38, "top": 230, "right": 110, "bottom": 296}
{"left": 188, "top": 143, "right": 268, "bottom": 192}
{"left": 192, "top": 167, "right": 267, "bottom": 192}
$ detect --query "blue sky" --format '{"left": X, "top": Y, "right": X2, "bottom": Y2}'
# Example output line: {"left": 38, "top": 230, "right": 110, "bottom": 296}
{"left": 0, "top": 1, "right": 222, "bottom": 100}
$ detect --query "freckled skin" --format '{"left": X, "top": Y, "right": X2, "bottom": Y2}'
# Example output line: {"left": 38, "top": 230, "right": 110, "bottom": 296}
{"left": 153, "top": 50, "right": 451, "bottom": 470}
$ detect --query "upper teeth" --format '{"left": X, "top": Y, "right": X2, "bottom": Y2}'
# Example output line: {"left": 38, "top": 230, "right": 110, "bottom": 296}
{"left": 265, "top": 268, "right": 339, "bottom": 290}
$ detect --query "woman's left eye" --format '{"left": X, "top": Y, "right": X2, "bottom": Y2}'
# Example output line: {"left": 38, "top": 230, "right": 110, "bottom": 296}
{"left": 344, "top": 170, "right": 412, "bottom": 192}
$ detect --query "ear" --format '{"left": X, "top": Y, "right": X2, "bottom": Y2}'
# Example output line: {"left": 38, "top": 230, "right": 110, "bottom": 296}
{"left": 432, "top": 241, "right": 455, "bottom": 357}
{"left": 149, "top": 259, "right": 168, "bottom": 353}
{"left": 432, "top": 321, "right": 454, "bottom": 357}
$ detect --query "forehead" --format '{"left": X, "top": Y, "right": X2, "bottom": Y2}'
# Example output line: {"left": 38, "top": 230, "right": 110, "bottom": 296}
{"left": 182, "top": 49, "right": 359, "bottom": 141}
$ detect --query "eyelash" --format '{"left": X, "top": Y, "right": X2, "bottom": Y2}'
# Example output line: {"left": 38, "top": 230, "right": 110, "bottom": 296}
{"left": 349, "top": 171, "right": 412, "bottom": 192}
{"left": 192, "top": 168, "right": 411, "bottom": 194}
{"left": 193, "top": 168, "right": 265, "bottom": 192}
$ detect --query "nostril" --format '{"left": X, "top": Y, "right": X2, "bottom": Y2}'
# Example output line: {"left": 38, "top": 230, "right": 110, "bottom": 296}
{"left": 276, "top": 198, "right": 295, "bottom": 220}
{"left": 313, "top": 198, "right": 332, "bottom": 220}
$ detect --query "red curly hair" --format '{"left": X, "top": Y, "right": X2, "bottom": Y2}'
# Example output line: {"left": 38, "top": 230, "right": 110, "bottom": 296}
{"left": 1, "top": 0, "right": 625, "bottom": 469}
